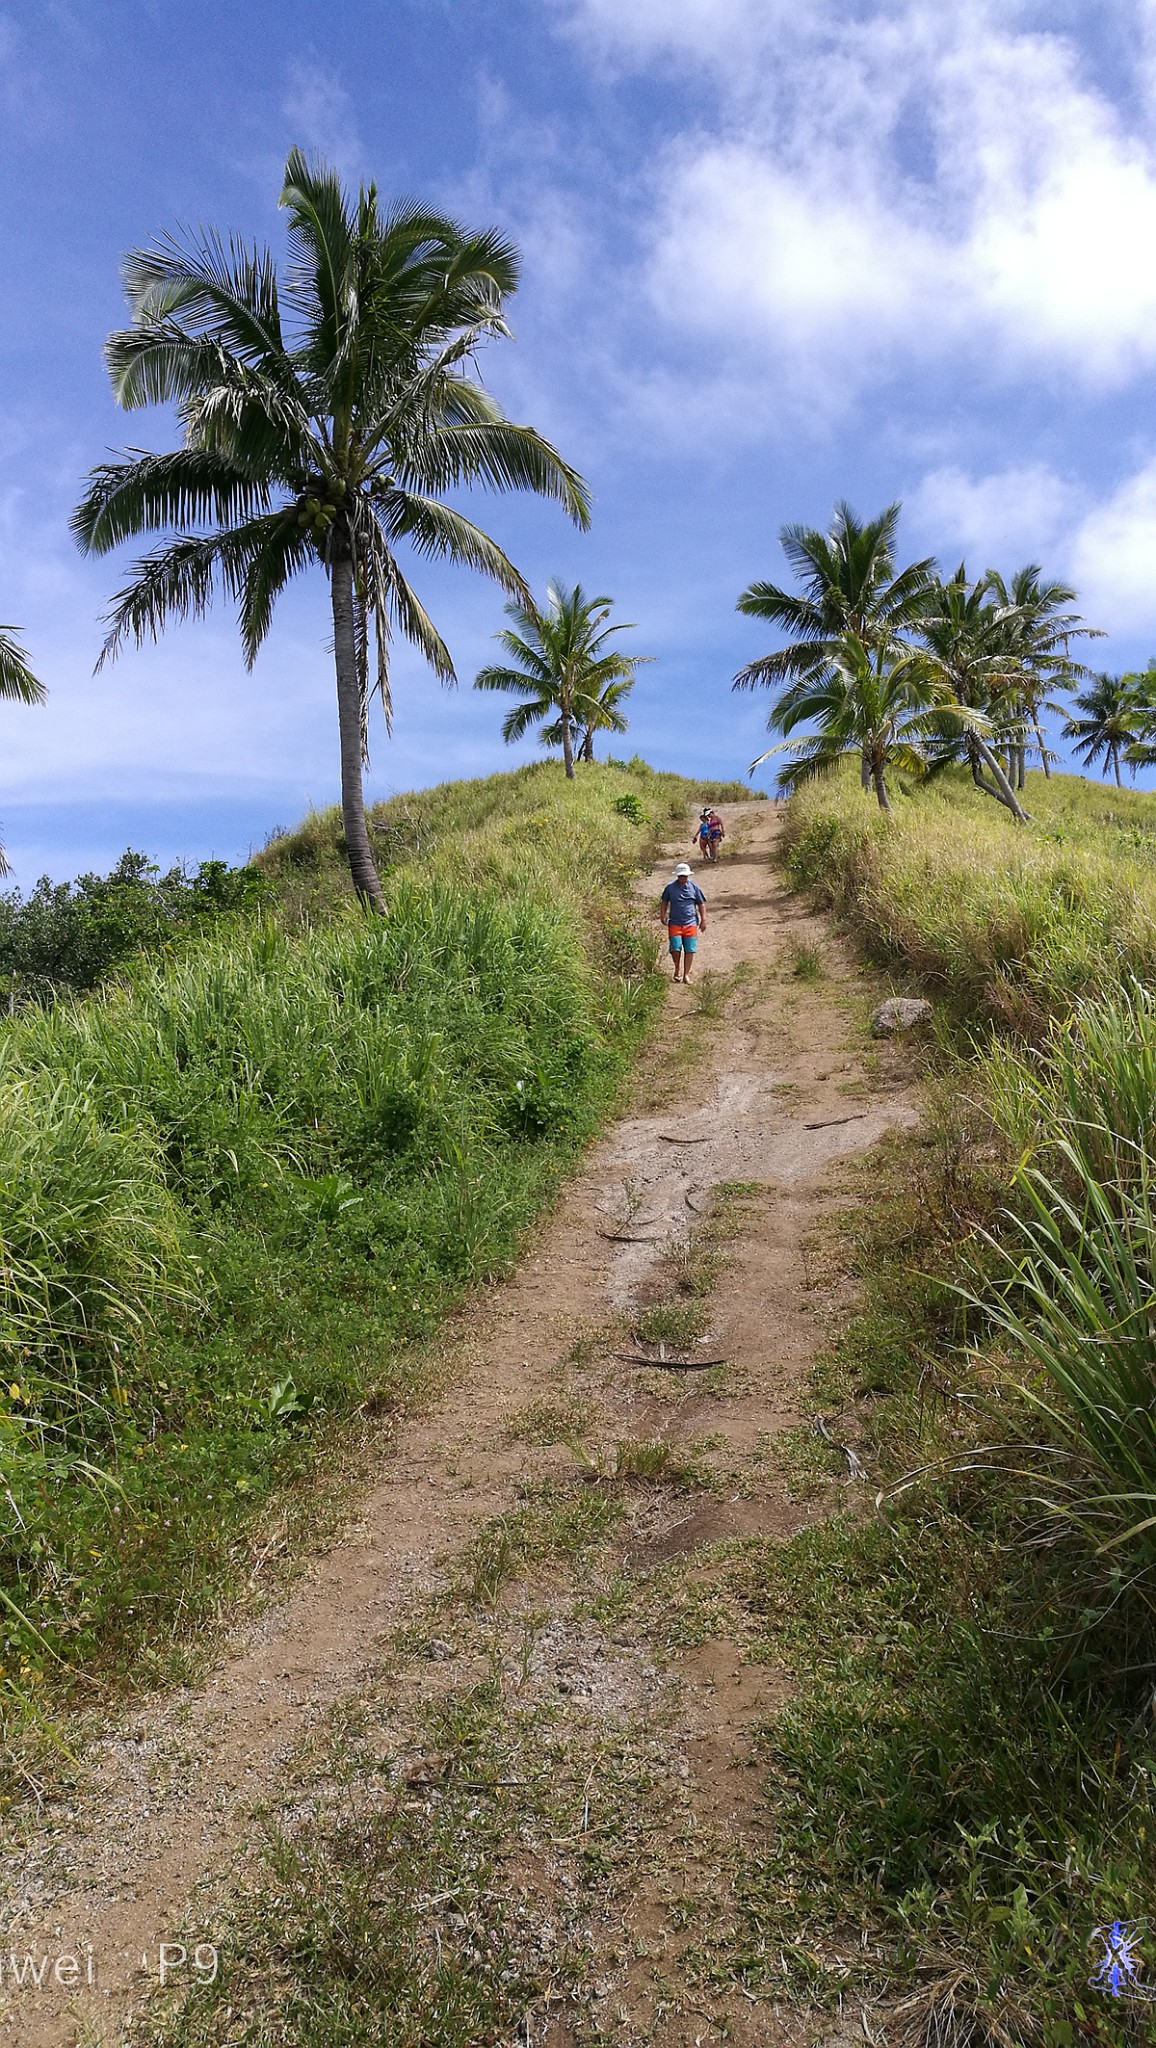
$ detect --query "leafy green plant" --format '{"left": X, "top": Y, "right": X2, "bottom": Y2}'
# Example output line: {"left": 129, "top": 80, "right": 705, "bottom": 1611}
{"left": 613, "top": 792, "right": 647, "bottom": 824}
{"left": 0, "top": 849, "right": 267, "bottom": 1008}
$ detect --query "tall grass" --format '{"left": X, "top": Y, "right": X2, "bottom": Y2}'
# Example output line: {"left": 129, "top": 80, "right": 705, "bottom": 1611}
{"left": 0, "top": 760, "right": 736, "bottom": 1728}
{"left": 784, "top": 764, "right": 1156, "bottom": 1608}
{"left": 970, "top": 986, "right": 1156, "bottom": 1604}
{"left": 262, "top": 756, "right": 754, "bottom": 923}
{"left": 783, "top": 766, "right": 1156, "bottom": 1032}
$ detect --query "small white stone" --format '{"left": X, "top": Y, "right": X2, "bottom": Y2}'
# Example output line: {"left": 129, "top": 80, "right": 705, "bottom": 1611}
{"left": 871, "top": 996, "right": 932, "bottom": 1037}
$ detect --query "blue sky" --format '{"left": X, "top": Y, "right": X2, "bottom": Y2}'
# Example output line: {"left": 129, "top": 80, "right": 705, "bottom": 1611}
{"left": 3, "top": 0, "right": 1156, "bottom": 881}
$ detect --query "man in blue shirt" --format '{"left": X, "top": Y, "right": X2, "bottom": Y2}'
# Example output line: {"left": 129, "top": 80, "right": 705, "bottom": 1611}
{"left": 660, "top": 862, "right": 707, "bottom": 984}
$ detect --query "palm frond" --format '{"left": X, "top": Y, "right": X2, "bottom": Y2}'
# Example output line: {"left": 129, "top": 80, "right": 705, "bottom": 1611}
{"left": 105, "top": 326, "right": 234, "bottom": 411}
{"left": 0, "top": 627, "right": 46, "bottom": 704}
{"left": 474, "top": 663, "right": 546, "bottom": 696}
{"left": 500, "top": 699, "right": 545, "bottom": 743}
{"left": 279, "top": 147, "right": 355, "bottom": 368}
{"left": 235, "top": 514, "right": 317, "bottom": 665}
{"left": 120, "top": 228, "right": 286, "bottom": 380}
{"left": 71, "top": 450, "right": 270, "bottom": 555}
{"left": 381, "top": 490, "right": 530, "bottom": 600}
{"left": 735, "top": 584, "right": 823, "bottom": 633}
{"left": 387, "top": 563, "right": 455, "bottom": 684}
{"left": 95, "top": 522, "right": 279, "bottom": 668}
{"left": 423, "top": 423, "right": 591, "bottom": 526}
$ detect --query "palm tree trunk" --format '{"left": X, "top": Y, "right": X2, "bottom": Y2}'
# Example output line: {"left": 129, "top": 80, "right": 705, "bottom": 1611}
{"left": 330, "top": 546, "right": 386, "bottom": 910}
{"left": 580, "top": 727, "right": 595, "bottom": 763}
{"left": 1113, "top": 745, "right": 1122, "bottom": 788}
{"left": 969, "top": 734, "right": 1031, "bottom": 823}
{"left": 1016, "top": 744, "right": 1026, "bottom": 791}
{"left": 560, "top": 707, "right": 576, "bottom": 780}
{"left": 871, "top": 753, "right": 892, "bottom": 814}
{"left": 1033, "top": 721, "right": 1051, "bottom": 778}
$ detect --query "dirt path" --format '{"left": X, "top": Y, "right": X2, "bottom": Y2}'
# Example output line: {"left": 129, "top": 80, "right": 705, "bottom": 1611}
{"left": 3, "top": 803, "right": 919, "bottom": 2046}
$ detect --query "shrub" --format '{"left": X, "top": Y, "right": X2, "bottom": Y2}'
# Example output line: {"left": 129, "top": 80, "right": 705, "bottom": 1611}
{"left": 0, "top": 849, "right": 267, "bottom": 1007}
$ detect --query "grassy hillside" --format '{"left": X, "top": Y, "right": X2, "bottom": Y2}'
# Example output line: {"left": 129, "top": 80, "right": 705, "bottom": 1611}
{"left": 744, "top": 764, "right": 1156, "bottom": 2039}
{"left": 0, "top": 760, "right": 750, "bottom": 1765}
{"left": 260, "top": 755, "right": 752, "bottom": 916}
{"left": 783, "top": 766, "right": 1156, "bottom": 1032}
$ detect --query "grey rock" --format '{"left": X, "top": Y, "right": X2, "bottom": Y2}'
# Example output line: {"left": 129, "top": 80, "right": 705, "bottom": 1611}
{"left": 871, "top": 996, "right": 932, "bottom": 1037}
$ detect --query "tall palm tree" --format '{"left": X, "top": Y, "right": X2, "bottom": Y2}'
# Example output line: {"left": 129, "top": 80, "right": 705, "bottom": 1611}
{"left": 985, "top": 565, "right": 1099, "bottom": 786}
{"left": 475, "top": 581, "right": 645, "bottom": 779}
{"left": 0, "top": 625, "right": 46, "bottom": 875}
{"left": 917, "top": 569, "right": 1032, "bottom": 822}
{"left": 72, "top": 150, "right": 589, "bottom": 908}
{"left": 734, "top": 501, "right": 937, "bottom": 694}
{"left": 734, "top": 501, "right": 937, "bottom": 791}
{"left": 753, "top": 630, "right": 981, "bottom": 813}
{"left": 1063, "top": 674, "right": 1146, "bottom": 787}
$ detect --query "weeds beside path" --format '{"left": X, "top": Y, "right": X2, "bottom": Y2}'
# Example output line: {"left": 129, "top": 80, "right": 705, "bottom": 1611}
{"left": 4, "top": 803, "right": 922, "bottom": 2048}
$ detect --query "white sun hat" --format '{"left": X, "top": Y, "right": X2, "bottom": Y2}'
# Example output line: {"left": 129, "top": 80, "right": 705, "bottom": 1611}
{"left": 674, "top": 862, "right": 692, "bottom": 876}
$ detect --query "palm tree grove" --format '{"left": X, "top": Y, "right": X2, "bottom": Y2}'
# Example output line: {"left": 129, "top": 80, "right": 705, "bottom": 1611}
{"left": 6, "top": 20, "right": 1156, "bottom": 2043}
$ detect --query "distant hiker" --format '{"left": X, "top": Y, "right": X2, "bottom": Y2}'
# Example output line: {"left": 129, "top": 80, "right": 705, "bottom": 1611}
{"left": 707, "top": 809, "right": 725, "bottom": 854}
{"left": 693, "top": 809, "right": 714, "bottom": 860}
{"left": 661, "top": 861, "right": 707, "bottom": 984}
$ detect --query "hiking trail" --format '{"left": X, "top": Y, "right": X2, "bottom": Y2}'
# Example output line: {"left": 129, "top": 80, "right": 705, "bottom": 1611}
{"left": 4, "top": 801, "right": 921, "bottom": 2046}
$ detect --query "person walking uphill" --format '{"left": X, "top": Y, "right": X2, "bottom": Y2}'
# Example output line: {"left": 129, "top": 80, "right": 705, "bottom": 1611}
{"left": 661, "top": 861, "right": 707, "bottom": 984}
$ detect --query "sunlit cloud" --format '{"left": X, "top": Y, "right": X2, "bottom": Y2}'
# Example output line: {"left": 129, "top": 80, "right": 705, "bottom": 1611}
{"left": 565, "top": 0, "right": 1156, "bottom": 397}
{"left": 907, "top": 452, "right": 1156, "bottom": 643}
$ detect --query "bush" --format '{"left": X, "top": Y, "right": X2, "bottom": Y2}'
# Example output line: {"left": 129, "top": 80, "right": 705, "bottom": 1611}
{"left": 613, "top": 792, "right": 648, "bottom": 824}
{"left": 0, "top": 849, "right": 267, "bottom": 1007}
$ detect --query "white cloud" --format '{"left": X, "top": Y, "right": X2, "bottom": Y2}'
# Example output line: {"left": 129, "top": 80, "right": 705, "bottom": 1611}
{"left": 908, "top": 465, "right": 1080, "bottom": 571}
{"left": 1071, "top": 458, "right": 1156, "bottom": 630}
{"left": 564, "top": 0, "right": 1156, "bottom": 394}
{"left": 558, "top": 0, "right": 799, "bottom": 69}
{"left": 905, "top": 451, "right": 1156, "bottom": 639}
{"left": 281, "top": 62, "right": 365, "bottom": 176}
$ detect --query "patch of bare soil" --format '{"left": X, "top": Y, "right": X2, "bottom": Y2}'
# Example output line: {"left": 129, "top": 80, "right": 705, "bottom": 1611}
{"left": 2, "top": 802, "right": 919, "bottom": 2046}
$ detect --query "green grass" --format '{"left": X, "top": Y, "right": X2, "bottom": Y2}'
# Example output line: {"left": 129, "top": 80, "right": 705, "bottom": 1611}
{"left": 784, "top": 935, "right": 825, "bottom": 981}
{"left": 783, "top": 765, "right": 1156, "bottom": 1032}
{"left": 734, "top": 763, "right": 1156, "bottom": 2039}
{"left": 0, "top": 759, "right": 742, "bottom": 1766}
{"left": 261, "top": 755, "right": 754, "bottom": 921}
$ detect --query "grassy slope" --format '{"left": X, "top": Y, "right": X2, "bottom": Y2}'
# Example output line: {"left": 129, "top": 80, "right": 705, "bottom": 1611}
{"left": 731, "top": 765, "right": 1156, "bottom": 2043}
{"left": 0, "top": 760, "right": 751, "bottom": 1761}
{"left": 783, "top": 766, "right": 1156, "bottom": 1031}
{"left": 259, "top": 755, "right": 751, "bottom": 917}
